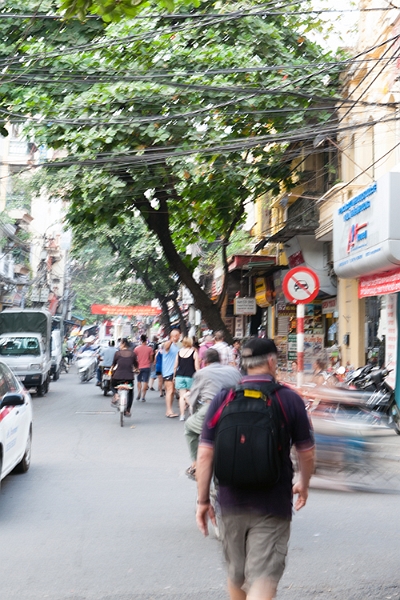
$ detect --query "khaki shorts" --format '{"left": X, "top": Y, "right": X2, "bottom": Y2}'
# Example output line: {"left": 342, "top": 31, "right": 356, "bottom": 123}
{"left": 220, "top": 513, "right": 290, "bottom": 594}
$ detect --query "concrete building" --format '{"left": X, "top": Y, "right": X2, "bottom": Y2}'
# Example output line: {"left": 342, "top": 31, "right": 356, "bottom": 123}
{"left": 317, "top": 0, "right": 400, "bottom": 389}
{"left": 0, "top": 125, "right": 71, "bottom": 318}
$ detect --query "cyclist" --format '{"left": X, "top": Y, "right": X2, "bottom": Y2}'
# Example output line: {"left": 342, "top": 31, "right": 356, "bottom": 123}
{"left": 111, "top": 338, "right": 138, "bottom": 417}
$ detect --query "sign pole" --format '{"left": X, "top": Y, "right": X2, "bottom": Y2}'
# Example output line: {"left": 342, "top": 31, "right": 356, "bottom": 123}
{"left": 297, "top": 303, "right": 304, "bottom": 387}
{"left": 282, "top": 266, "right": 320, "bottom": 388}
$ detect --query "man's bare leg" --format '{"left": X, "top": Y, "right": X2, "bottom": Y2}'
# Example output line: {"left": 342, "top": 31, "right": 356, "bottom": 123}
{"left": 247, "top": 577, "right": 277, "bottom": 600}
{"left": 142, "top": 381, "right": 148, "bottom": 400}
{"left": 228, "top": 579, "right": 246, "bottom": 600}
{"left": 164, "top": 380, "right": 177, "bottom": 416}
{"left": 136, "top": 380, "right": 142, "bottom": 399}
{"left": 179, "top": 389, "right": 188, "bottom": 418}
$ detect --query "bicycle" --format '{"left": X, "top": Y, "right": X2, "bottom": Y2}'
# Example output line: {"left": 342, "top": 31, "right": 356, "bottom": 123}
{"left": 114, "top": 383, "right": 133, "bottom": 427}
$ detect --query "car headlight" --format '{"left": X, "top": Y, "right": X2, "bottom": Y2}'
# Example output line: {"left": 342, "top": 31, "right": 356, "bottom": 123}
{"left": 30, "top": 363, "right": 42, "bottom": 369}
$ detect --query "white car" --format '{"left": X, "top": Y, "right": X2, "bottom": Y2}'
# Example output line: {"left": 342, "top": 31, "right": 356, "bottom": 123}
{"left": 0, "top": 359, "right": 32, "bottom": 486}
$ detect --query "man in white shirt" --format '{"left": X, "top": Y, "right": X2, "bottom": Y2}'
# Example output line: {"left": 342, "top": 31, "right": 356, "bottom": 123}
{"left": 213, "top": 330, "right": 235, "bottom": 366}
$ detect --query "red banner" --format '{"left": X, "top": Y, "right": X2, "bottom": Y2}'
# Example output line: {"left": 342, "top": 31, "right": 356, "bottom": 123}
{"left": 91, "top": 304, "right": 161, "bottom": 316}
{"left": 358, "top": 268, "right": 400, "bottom": 298}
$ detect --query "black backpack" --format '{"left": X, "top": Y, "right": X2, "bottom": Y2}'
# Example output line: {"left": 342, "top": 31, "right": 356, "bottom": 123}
{"left": 212, "top": 381, "right": 286, "bottom": 491}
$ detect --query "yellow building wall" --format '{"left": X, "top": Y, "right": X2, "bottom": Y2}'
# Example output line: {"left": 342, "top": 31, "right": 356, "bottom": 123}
{"left": 337, "top": 278, "right": 365, "bottom": 368}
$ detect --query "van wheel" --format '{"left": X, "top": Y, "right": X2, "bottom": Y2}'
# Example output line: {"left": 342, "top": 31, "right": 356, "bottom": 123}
{"left": 14, "top": 429, "right": 32, "bottom": 474}
{"left": 53, "top": 367, "right": 60, "bottom": 381}
{"left": 37, "top": 382, "right": 46, "bottom": 397}
{"left": 45, "top": 376, "right": 50, "bottom": 394}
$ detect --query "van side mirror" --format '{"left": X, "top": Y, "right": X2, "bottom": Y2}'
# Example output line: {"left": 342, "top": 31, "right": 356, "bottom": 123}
{"left": 1, "top": 392, "right": 25, "bottom": 407}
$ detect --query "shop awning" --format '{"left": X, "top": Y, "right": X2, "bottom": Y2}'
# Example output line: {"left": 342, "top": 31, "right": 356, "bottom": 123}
{"left": 228, "top": 254, "right": 276, "bottom": 272}
{"left": 72, "top": 313, "right": 86, "bottom": 322}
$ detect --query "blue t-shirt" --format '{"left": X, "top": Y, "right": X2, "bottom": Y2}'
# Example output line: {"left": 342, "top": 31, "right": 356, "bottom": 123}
{"left": 162, "top": 343, "right": 179, "bottom": 377}
{"left": 200, "top": 374, "right": 314, "bottom": 520}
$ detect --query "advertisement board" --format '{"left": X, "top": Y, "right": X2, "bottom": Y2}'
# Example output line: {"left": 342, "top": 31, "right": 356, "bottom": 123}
{"left": 304, "top": 334, "right": 324, "bottom": 372}
{"left": 385, "top": 294, "right": 397, "bottom": 390}
{"left": 333, "top": 171, "right": 400, "bottom": 278}
{"left": 91, "top": 304, "right": 161, "bottom": 316}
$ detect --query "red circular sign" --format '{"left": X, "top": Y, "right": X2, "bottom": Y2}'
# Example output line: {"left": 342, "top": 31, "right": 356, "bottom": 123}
{"left": 282, "top": 267, "right": 320, "bottom": 304}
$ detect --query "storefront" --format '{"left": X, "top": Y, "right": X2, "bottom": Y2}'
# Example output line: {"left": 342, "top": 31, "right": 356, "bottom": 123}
{"left": 333, "top": 170, "right": 400, "bottom": 398}
{"left": 322, "top": 297, "right": 338, "bottom": 346}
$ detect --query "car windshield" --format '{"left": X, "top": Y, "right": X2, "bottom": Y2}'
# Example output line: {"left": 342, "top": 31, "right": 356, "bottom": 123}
{"left": 0, "top": 337, "right": 40, "bottom": 356}
{"left": 0, "top": 362, "right": 19, "bottom": 395}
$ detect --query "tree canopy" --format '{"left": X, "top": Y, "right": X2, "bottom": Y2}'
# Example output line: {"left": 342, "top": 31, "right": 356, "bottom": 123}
{"left": 59, "top": 0, "right": 199, "bottom": 22}
{"left": 0, "top": 0, "right": 341, "bottom": 338}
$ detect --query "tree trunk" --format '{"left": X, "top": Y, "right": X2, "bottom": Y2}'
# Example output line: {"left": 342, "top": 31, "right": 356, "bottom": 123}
{"left": 159, "top": 296, "right": 171, "bottom": 333}
{"left": 134, "top": 191, "right": 234, "bottom": 343}
{"left": 171, "top": 296, "right": 188, "bottom": 336}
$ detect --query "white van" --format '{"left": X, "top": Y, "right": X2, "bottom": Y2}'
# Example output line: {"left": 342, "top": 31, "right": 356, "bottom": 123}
{"left": 51, "top": 330, "right": 62, "bottom": 381}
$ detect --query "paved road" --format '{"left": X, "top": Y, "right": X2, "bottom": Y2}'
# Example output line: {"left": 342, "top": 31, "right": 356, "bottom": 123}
{"left": 1, "top": 370, "right": 400, "bottom": 600}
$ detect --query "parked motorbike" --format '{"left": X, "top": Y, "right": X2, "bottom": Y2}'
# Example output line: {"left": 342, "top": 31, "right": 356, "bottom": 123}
{"left": 101, "top": 367, "right": 113, "bottom": 396}
{"left": 344, "top": 365, "right": 400, "bottom": 434}
{"left": 76, "top": 350, "right": 98, "bottom": 383}
{"left": 60, "top": 356, "right": 69, "bottom": 374}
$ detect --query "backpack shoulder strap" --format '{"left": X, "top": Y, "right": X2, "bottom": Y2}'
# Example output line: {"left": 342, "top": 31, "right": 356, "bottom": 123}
{"left": 207, "top": 387, "right": 236, "bottom": 429}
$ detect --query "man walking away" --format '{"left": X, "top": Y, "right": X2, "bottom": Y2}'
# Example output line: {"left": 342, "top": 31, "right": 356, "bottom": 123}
{"left": 213, "top": 330, "right": 235, "bottom": 366}
{"left": 134, "top": 335, "right": 154, "bottom": 402}
{"left": 184, "top": 348, "right": 241, "bottom": 478}
{"left": 162, "top": 329, "right": 181, "bottom": 417}
{"left": 196, "top": 338, "right": 315, "bottom": 600}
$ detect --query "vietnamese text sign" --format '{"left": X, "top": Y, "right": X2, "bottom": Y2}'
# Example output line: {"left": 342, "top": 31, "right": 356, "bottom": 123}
{"left": 358, "top": 268, "right": 400, "bottom": 298}
{"left": 322, "top": 297, "right": 337, "bottom": 314}
{"left": 234, "top": 297, "right": 257, "bottom": 315}
{"left": 234, "top": 316, "right": 244, "bottom": 338}
{"left": 91, "top": 304, "right": 161, "bottom": 316}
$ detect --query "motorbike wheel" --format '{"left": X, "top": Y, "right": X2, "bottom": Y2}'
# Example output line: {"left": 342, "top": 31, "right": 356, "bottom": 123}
{"left": 80, "top": 372, "right": 87, "bottom": 383}
{"left": 103, "top": 386, "right": 108, "bottom": 396}
{"left": 390, "top": 401, "right": 400, "bottom": 435}
{"left": 120, "top": 410, "right": 124, "bottom": 427}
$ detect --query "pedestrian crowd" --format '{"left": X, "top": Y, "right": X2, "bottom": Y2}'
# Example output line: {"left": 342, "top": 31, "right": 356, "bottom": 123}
{"left": 64, "top": 328, "right": 314, "bottom": 600}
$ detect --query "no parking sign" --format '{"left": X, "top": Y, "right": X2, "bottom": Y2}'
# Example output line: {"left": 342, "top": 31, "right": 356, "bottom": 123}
{"left": 282, "top": 266, "right": 320, "bottom": 304}
{"left": 282, "top": 267, "right": 320, "bottom": 386}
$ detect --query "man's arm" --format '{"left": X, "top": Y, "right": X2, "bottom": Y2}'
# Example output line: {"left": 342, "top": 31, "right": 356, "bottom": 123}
{"left": 196, "top": 444, "right": 216, "bottom": 536}
{"left": 164, "top": 339, "right": 173, "bottom": 353}
{"left": 292, "top": 447, "right": 315, "bottom": 510}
